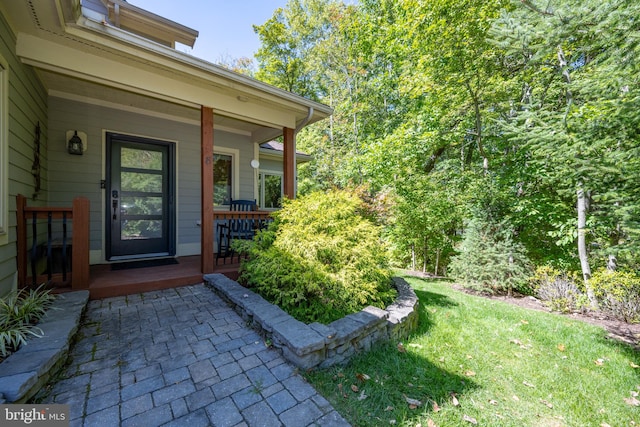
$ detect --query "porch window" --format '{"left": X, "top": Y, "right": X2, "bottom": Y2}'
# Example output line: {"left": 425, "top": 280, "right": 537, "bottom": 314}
{"left": 213, "top": 153, "right": 232, "bottom": 206}
{"left": 0, "top": 57, "right": 8, "bottom": 245}
{"left": 259, "top": 172, "right": 283, "bottom": 209}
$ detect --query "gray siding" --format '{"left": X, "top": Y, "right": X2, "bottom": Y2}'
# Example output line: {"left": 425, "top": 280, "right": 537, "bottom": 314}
{"left": 258, "top": 158, "right": 283, "bottom": 174}
{"left": 0, "top": 11, "right": 49, "bottom": 296}
{"left": 48, "top": 97, "right": 256, "bottom": 261}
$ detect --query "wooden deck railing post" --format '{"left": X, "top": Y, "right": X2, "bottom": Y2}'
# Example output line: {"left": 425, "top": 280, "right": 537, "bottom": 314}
{"left": 71, "top": 197, "right": 90, "bottom": 290}
{"left": 16, "top": 194, "right": 27, "bottom": 288}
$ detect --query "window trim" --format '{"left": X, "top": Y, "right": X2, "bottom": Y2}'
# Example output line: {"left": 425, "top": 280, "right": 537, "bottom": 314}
{"left": 213, "top": 146, "right": 239, "bottom": 209}
{"left": 0, "top": 55, "right": 8, "bottom": 246}
{"left": 258, "top": 169, "right": 283, "bottom": 210}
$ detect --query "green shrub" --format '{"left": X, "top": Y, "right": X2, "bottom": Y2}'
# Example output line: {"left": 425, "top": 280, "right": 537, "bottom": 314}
{"left": 590, "top": 269, "right": 640, "bottom": 322}
{"left": 0, "top": 285, "right": 55, "bottom": 358}
{"left": 529, "top": 266, "right": 588, "bottom": 313}
{"left": 238, "top": 190, "right": 396, "bottom": 324}
{"left": 449, "top": 218, "right": 532, "bottom": 296}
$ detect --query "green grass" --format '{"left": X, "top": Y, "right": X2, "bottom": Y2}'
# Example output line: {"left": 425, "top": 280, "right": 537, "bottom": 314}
{"left": 305, "top": 276, "right": 640, "bottom": 426}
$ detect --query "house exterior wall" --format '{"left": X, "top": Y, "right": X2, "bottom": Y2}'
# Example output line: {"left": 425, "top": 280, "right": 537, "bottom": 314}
{"left": 47, "top": 96, "right": 257, "bottom": 263}
{"left": 0, "top": 12, "right": 49, "bottom": 296}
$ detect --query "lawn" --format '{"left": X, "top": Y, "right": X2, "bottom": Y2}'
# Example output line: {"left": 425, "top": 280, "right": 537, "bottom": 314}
{"left": 304, "top": 276, "right": 640, "bottom": 426}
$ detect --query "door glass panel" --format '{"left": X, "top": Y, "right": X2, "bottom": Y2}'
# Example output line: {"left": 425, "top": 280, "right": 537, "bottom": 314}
{"left": 121, "top": 196, "right": 163, "bottom": 216}
{"left": 121, "top": 172, "right": 162, "bottom": 192}
{"left": 121, "top": 148, "right": 162, "bottom": 170}
{"left": 121, "top": 220, "right": 163, "bottom": 240}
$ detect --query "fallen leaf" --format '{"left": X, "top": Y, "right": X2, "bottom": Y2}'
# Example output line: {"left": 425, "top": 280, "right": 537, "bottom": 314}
{"left": 390, "top": 420, "right": 396, "bottom": 425}
{"left": 523, "top": 381, "right": 535, "bottom": 388}
{"left": 384, "top": 405, "right": 394, "bottom": 412}
{"left": 540, "top": 399, "right": 553, "bottom": 408}
{"left": 512, "top": 395, "right": 520, "bottom": 401}
{"left": 624, "top": 396, "right": 640, "bottom": 406}
{"left": 557, "top": 344, "right": 566, "bottom": 352}
{"left": 409, "top": 343, "right": 423, "bottom": 349}
{"left": 439, "top": 357, "right": 445, "bottom": 363}
{"left": 427, "top": 419, "right": 437, "bottom": 427}
{"left": 595, "top": 359, "right": 604, "bottom": 366}
{"left": 404, "top": 395, "right": 423, "bottom": 407}
{"left": 630, "top": 362, "right": 639, "bottom": 368}
{"left": 397, "top": 343, "right": 407, "bottom": 353}
{"left": 465, "top": 370, "right": 476, "bottom": 377}
{"left": 408, "top": 382, "right": 414, "bottom": 387}
{"left": 351, "top": 384, "right": 359, "bottom": 393}
{"left": 489, "top": 399, "right": 498, "bottom": 405}
{"left": 433, "top": 402, "right": 441, "bottom": 412}
{"left": 337, "top": 383, "right": 347, "bottom": 398}
{"left": 466, "top": 355, "right": 473, "bottom": 359}
{"left": 521, "top": 319, "right": 529, "bottom": 324}
{"left": 633, "top": 391, "right": 639, "bottom": 398}
{"left": 357, "top": 390, "right": 368, "bottom": 401}
{"left": 337, "top": 372, "right": 345, "bottom": 378}
{"left": 451, "top": 393, "right": 460, "bottom": 406}
{"left": 463, "top": 414, "right": 478, "bottom": 425}
{"left": 356, "top": 373, "right": 371, "bottom": 381}
{"left": 601, "top": 423, "right": 612, "bottom": 427}
{"left": 510, "top": 339, "right": 523, "bottom": 346}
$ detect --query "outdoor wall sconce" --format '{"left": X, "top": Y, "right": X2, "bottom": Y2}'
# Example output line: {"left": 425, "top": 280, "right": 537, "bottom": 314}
{"left": 66, "top": 130, "right": 86, "bottom": 155}
{"left": 250, "top": 159, "right": 260, "bottom": 169}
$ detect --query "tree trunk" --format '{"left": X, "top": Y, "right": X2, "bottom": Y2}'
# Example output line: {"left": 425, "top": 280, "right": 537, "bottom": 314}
{"left": 422, "top": 237, "right": 427, "bottom": 273}
{"left": 577, "top": 185, "right": 597, "bottom": 308}
{"left": 411, "top": 244, "right": 416, "bottom": 271}
{"left": 435, "top": 248, "right": 440, "bottom": 276}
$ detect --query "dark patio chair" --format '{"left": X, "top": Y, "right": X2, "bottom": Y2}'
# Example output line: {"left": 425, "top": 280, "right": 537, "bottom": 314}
{"left": 216, "top": 199, "right": 257, "bottom": 264}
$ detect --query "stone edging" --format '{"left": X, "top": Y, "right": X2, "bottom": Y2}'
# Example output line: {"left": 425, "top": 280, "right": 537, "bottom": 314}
{"left": 204, "top": 274, "right": 419, "bottom": 370}
{"left": 0, "top": 290, "right": 89, "bottom": 403}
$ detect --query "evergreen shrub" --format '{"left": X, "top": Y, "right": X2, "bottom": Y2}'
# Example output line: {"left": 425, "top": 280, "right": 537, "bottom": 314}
{"left": 590, "top": 269, "right": 640, "bottom": 322}
{"left": 237, "top": 189, "right": 396, "bottom": 324}
{"left": 449, "top": 218, "right": 532, "bottom": 296}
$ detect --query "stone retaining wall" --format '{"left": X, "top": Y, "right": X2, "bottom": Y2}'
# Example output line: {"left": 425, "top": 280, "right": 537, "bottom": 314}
{"left": 204, "top": 274, "right": 419, "bottom": 370}
{"left": 0, "top": 291, "right": 89, "bottom": 403}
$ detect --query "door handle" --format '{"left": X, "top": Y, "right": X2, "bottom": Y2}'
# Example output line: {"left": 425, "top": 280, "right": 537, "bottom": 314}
{"left": 112, "top": 199, "right": 118, "bottom": 221}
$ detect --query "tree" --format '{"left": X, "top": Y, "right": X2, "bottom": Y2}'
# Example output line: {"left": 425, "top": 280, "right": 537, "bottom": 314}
{"left": 491, "top": 0, "right": 640, "bottom": 301}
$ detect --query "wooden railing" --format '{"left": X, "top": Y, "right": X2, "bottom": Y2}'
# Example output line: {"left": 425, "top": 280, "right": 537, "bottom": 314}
{"left": 214, "top": 210, "right": 273, "bottom": 264}
{"left": 16, "top": 194, "right": 90, "bottom": 290}
{"left": 213, "top": 210, "right": 273, "bottom": 223}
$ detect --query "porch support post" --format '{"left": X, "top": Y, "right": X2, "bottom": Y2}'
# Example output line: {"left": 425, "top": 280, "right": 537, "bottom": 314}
{"left": 71, "top": 197, "right": 90, "bottom": 290}
{"left": 16, "top": 194, "right": 27, "bottom": 288}
{"left": 283, "top": 127, "right": 295, "bottom": 199}
{"left": 201, "top": 106, "right": 215, "bottom": 273}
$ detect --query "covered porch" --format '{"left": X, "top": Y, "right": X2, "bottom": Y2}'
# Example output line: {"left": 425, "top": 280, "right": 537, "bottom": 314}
{"left": 6, "top": 0, "right": 331, "bottom": 298}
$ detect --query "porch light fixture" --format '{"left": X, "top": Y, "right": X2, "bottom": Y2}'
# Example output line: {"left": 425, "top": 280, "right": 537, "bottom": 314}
{"left": 250, "top": 159, "right": 260, "bottom": 169}
{"left": 67, "top": 131, "right": 83, "bottom": 155}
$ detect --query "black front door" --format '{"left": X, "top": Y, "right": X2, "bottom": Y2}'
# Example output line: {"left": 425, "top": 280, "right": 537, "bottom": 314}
{"left": 106, "top": 133, "right": 175, "bottom": 260}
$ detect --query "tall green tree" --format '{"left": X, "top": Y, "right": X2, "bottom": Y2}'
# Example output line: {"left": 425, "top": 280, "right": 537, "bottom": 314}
{"left": 491, "top": 0, "right": 640, "bottom": 297}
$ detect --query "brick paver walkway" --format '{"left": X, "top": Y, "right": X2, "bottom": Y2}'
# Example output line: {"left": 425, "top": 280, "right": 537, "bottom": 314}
{"left": 40, "top": 284, "right": 349, "bottom": 427}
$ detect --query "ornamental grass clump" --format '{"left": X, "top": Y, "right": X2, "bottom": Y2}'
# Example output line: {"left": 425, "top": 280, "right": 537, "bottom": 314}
{"left": 237, "top": 190, "right": 396, "bottom": 324}
{"left": 0, "top": 285, "right": 55, "bottom": 359}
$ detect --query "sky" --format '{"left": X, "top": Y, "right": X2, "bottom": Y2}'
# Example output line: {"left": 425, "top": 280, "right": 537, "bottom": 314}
{"left": 128, "top": 0, "right": 289, "bottom": 63}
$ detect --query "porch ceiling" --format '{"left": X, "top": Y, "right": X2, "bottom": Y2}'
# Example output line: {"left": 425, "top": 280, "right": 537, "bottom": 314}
{"left": 39, "top": 69, "right": 276, "bottom": 139}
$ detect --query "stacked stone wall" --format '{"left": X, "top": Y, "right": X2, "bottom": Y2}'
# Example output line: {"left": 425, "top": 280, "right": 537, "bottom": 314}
{"left": 205, "top": 274, "right": 419, "bottom": 370}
